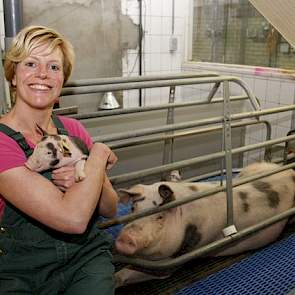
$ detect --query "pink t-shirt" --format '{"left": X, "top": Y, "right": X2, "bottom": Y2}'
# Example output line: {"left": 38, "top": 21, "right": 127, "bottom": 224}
{"left": 0, "top": 116, "right": 93, "bottom": 218}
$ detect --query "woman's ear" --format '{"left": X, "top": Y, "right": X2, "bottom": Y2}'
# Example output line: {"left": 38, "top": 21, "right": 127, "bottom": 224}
{"left": 12, "top": 74, "right": 16, "bottom": 86}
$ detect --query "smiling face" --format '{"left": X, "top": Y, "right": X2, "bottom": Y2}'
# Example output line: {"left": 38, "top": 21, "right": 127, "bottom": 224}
{"left": 12, "top": 43, "right": 64, "bottom": 110}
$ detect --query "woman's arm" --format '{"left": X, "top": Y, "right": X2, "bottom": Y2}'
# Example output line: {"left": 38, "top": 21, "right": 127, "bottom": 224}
{"left": 52, "top": 163, "right": 118, "bottom": 217}
{"left": 0, "top": 142, "right": 117, "bottom": 234}
{"left": 97, "top": 174, "right": 118, "bottom": 218}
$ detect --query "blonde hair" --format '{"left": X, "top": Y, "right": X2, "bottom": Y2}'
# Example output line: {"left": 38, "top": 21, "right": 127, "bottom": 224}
{"left": 4, "top": 25, "right": 75, "bottom": 96}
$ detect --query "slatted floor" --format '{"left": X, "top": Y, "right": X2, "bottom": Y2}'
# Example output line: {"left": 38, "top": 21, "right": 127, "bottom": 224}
{"left": 175, "top": 231, "right": 295, "bottom": 295}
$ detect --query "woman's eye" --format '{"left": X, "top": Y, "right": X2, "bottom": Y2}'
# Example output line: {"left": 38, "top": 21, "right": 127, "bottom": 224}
{"left": 50, "top": 64, "right": 60, "bottom": 71}
{"left": 25, "top": 62, "right": 36, "bottom": 68}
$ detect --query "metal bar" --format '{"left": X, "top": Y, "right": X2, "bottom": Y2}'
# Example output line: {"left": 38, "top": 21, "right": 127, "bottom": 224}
{"left": 222, "top": 81, "right": 234, "bottom": 228}
{"left": 3, "top": 0, "right": 23, "bottom": 50}
{"left": 207, "top": 82, "right": 221, "bottom": 101}
{"left": 108, "top": 119, "right": 267, "bottom": 150}
{"left": 68, "top": 95, "right": 248, "bottom": 120}
{"left": 138, "top": 0, "right": 143, "bottom": 106}
{"left": 52, "top": 106, "right": 78, "bottom": 115}
{"left": 113, "top": 205, "right": 295, "bottom": 268}
{"left": 101, "top": 162, "right": 295, "bottom": 229}
{"left": 60, "top": 76, "right": 251, "bottom": 101}
{"left": 64, "top": 72, "right": 219, "bottom": 87}
{"left": 94, "top": 104, "right": 295, "bottom": 143}
{"left": 109, "top": 133, "right": 295, "bottom": 185}
{"left": 162, "top": 86, "right": 176, "bottom": 169}
{"left": 62, "top": 75, "right": 260, "bottom": 113}
{"left": 185, "top": 168, "right": 241, "bottom": 183}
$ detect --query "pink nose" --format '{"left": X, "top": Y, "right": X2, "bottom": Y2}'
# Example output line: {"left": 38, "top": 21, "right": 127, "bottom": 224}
{"left": 115, "top": 233, "right": 137, "bottom": 255}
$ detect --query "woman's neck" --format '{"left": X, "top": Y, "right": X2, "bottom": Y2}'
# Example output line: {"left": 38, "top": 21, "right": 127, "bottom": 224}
{"left": 0, "top": 104, "right": 57, "bottom": 143}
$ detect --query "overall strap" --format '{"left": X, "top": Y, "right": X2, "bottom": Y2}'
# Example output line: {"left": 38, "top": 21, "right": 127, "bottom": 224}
{"left": 0, "top": 123, "right": 33, "bottom": 157}
{"left": 52, "top": 114, "right": 68, "bottom": 136}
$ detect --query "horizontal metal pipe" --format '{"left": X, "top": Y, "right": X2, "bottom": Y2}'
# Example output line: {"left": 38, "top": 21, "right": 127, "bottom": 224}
{"left": 69, "top": 95, "right": 247, "bottom": 120}
{"left": 52, "top": 106, "right": 78, "bottom": 115}
{"left": 185, "top": 168, "right": 241, "bottom": 183}
{"left": 109, "top": 133, "right": 295, "bottom": 184}
{"left": 60, "top": 76, "right": 246, "bottom": 95}
{"left": 94, "top": 104, "right": 295, "bottom": 143}
{"left": 108, "top": 119, "right": 266, "bottom": 150}
{"left": 113, "top": 205, "right": 295, "bottom": 268}
{"left": 61, "top": 76, "right": 260, "bottom": 112}
{"left": 64, "top": 72, "right": 219, "bottom": 87}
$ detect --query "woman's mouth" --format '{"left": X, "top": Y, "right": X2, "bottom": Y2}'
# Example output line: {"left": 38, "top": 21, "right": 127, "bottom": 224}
{"left": 29, "top": 84, "right": 52, "bottom": 90}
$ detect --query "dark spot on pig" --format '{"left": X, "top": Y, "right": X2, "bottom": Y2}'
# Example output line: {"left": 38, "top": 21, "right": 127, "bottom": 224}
{"left": 253, "top": 181, "right": 271, "bottom": 192}
{"left": 71, "top": 136, "right": 89, "bottom": 156}
{"left": 53, "top": 135, "right": 61, "bottom": 141}
{"left": 173, "top": 224, "right": 202, "bottom": 257}
{"left": 238, "top": 191, "right": 250, "bottom": 212}
{"left": 158, "top": 184, "right": 175, "bottom": 205}
{"left": 252, "top": 181, "right": 280, "bottom": 208}
{"left": 242, "top": 203, "right": 249, "bottom": 212}
{"left": 189, "top": 185, "right": 198, "bottom": 191}
{"left": 50, "top": 159, "right": 60, "bottom": 167}
{"left": 292, "top": 175, "right": 295, "bottom": 183}
{"left": 267, "top": 190, "right": 280, "bottom": 208}
{"left": 239, "top": 191, "right": 248, "bottom": 201}
{"left": 46, "top": 142, "right": 57, "bottom": 157}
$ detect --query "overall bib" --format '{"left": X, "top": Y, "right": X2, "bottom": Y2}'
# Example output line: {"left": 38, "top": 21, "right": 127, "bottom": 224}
{"left": 0, "top": 116, "right": 115, "bottom": 295}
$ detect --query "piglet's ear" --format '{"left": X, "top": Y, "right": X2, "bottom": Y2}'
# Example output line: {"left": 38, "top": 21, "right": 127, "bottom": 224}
{"left": 117, "top": 189, "right": 141, "bottom": 204}
{"left": 158, "top": 184, "right": 175, "bottom": 205}
{"left": 35, "top": 124, "right": 48, "bottom": 136}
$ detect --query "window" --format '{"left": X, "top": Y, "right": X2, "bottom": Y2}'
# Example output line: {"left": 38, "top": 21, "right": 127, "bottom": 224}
{"left": 191, "top": 0, "right": 295, "bottom": 69}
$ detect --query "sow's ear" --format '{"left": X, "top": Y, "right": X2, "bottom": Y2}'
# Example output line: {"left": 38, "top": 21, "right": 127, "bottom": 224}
{"left": 117, "top": 185, "right": 144, "bottom": 204}
{"left": 158, "top": 184, "right": 175, "bottom": 205}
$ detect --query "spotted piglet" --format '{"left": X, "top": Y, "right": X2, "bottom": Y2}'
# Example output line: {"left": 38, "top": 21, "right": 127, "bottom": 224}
{"left": 114, "top": 162, "right": 295, "bottom": 287}
{"left": 25, "top": 125, "right": 88, "bottom": 181}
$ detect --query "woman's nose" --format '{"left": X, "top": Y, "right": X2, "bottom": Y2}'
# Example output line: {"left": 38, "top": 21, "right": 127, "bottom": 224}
{"left": 37, "top": 64, "right": 48, "bottom": 78}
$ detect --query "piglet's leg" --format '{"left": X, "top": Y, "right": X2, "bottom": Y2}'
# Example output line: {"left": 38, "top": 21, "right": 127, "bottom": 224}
{"left": 75, "top": 159, "right": 86, "bottom": 182}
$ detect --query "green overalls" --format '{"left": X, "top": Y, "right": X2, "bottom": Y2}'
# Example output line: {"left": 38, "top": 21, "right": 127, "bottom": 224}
{"left": 0, "top": 116, "right": 115, "bottom": 294}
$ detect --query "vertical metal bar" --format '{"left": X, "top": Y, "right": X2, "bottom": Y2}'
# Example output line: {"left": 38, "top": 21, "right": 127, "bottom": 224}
{"left": 162, "top": 86, "right": 176, "bottom": 179}
{"left": 0, "top": 47, "right": 8, "bottom": 114}
{"left": 3, "top": 0, "right": 23, "bottom": 50}
{"left": 222, "top": 81, "right": 236, "bottom": 235}
{"left": 138, "top": 0, "right": 143, "bottom": 106}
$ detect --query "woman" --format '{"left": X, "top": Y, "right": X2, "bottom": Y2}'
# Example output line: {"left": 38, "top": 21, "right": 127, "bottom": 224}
{"left": 0, "top": 25, "right": 118, "bottom": 294}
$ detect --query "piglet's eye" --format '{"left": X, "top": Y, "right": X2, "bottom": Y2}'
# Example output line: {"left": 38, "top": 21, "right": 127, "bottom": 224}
{"left": 47, "top": 151, "right": 52, "bottom": 155}
{"left": 157, "top": 215, "right": 164, "bottom": 220}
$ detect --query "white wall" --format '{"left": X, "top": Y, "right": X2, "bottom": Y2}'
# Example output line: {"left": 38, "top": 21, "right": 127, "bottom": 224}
{"left": 121, "top": 0, "right": 189, "bottom": 107}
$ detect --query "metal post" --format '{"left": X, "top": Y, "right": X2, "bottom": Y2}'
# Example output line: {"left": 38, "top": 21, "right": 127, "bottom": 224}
{"left": 222, "top": 80, "right": 237, "bottom": 236}
{"left": 3, "top": 0, "right": 23, "bottom": 50}
{"left": 162, "top": 86, "right": 176, "bottom": 170}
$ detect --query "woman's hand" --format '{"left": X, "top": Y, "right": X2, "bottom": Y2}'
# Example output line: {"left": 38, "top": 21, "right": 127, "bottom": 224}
{"left": 52, "top": 166, "right": 76, "bottom": 192}
{"left": 91, "top": 143, "right": 118, "bottom": 170}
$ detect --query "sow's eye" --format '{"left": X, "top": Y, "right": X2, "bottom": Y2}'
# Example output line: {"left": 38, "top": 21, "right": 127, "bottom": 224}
{"left": 156, "top": 214, "right": 164, "bottom": 221}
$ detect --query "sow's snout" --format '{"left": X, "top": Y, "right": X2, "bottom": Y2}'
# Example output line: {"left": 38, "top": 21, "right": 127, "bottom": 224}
{"left": 115, "top": 232, "right": 138, "bottom": 256}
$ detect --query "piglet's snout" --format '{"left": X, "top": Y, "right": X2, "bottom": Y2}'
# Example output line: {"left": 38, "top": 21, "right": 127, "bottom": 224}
{"left": 115, "top": 233, "right": 138, "bottom": 255}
